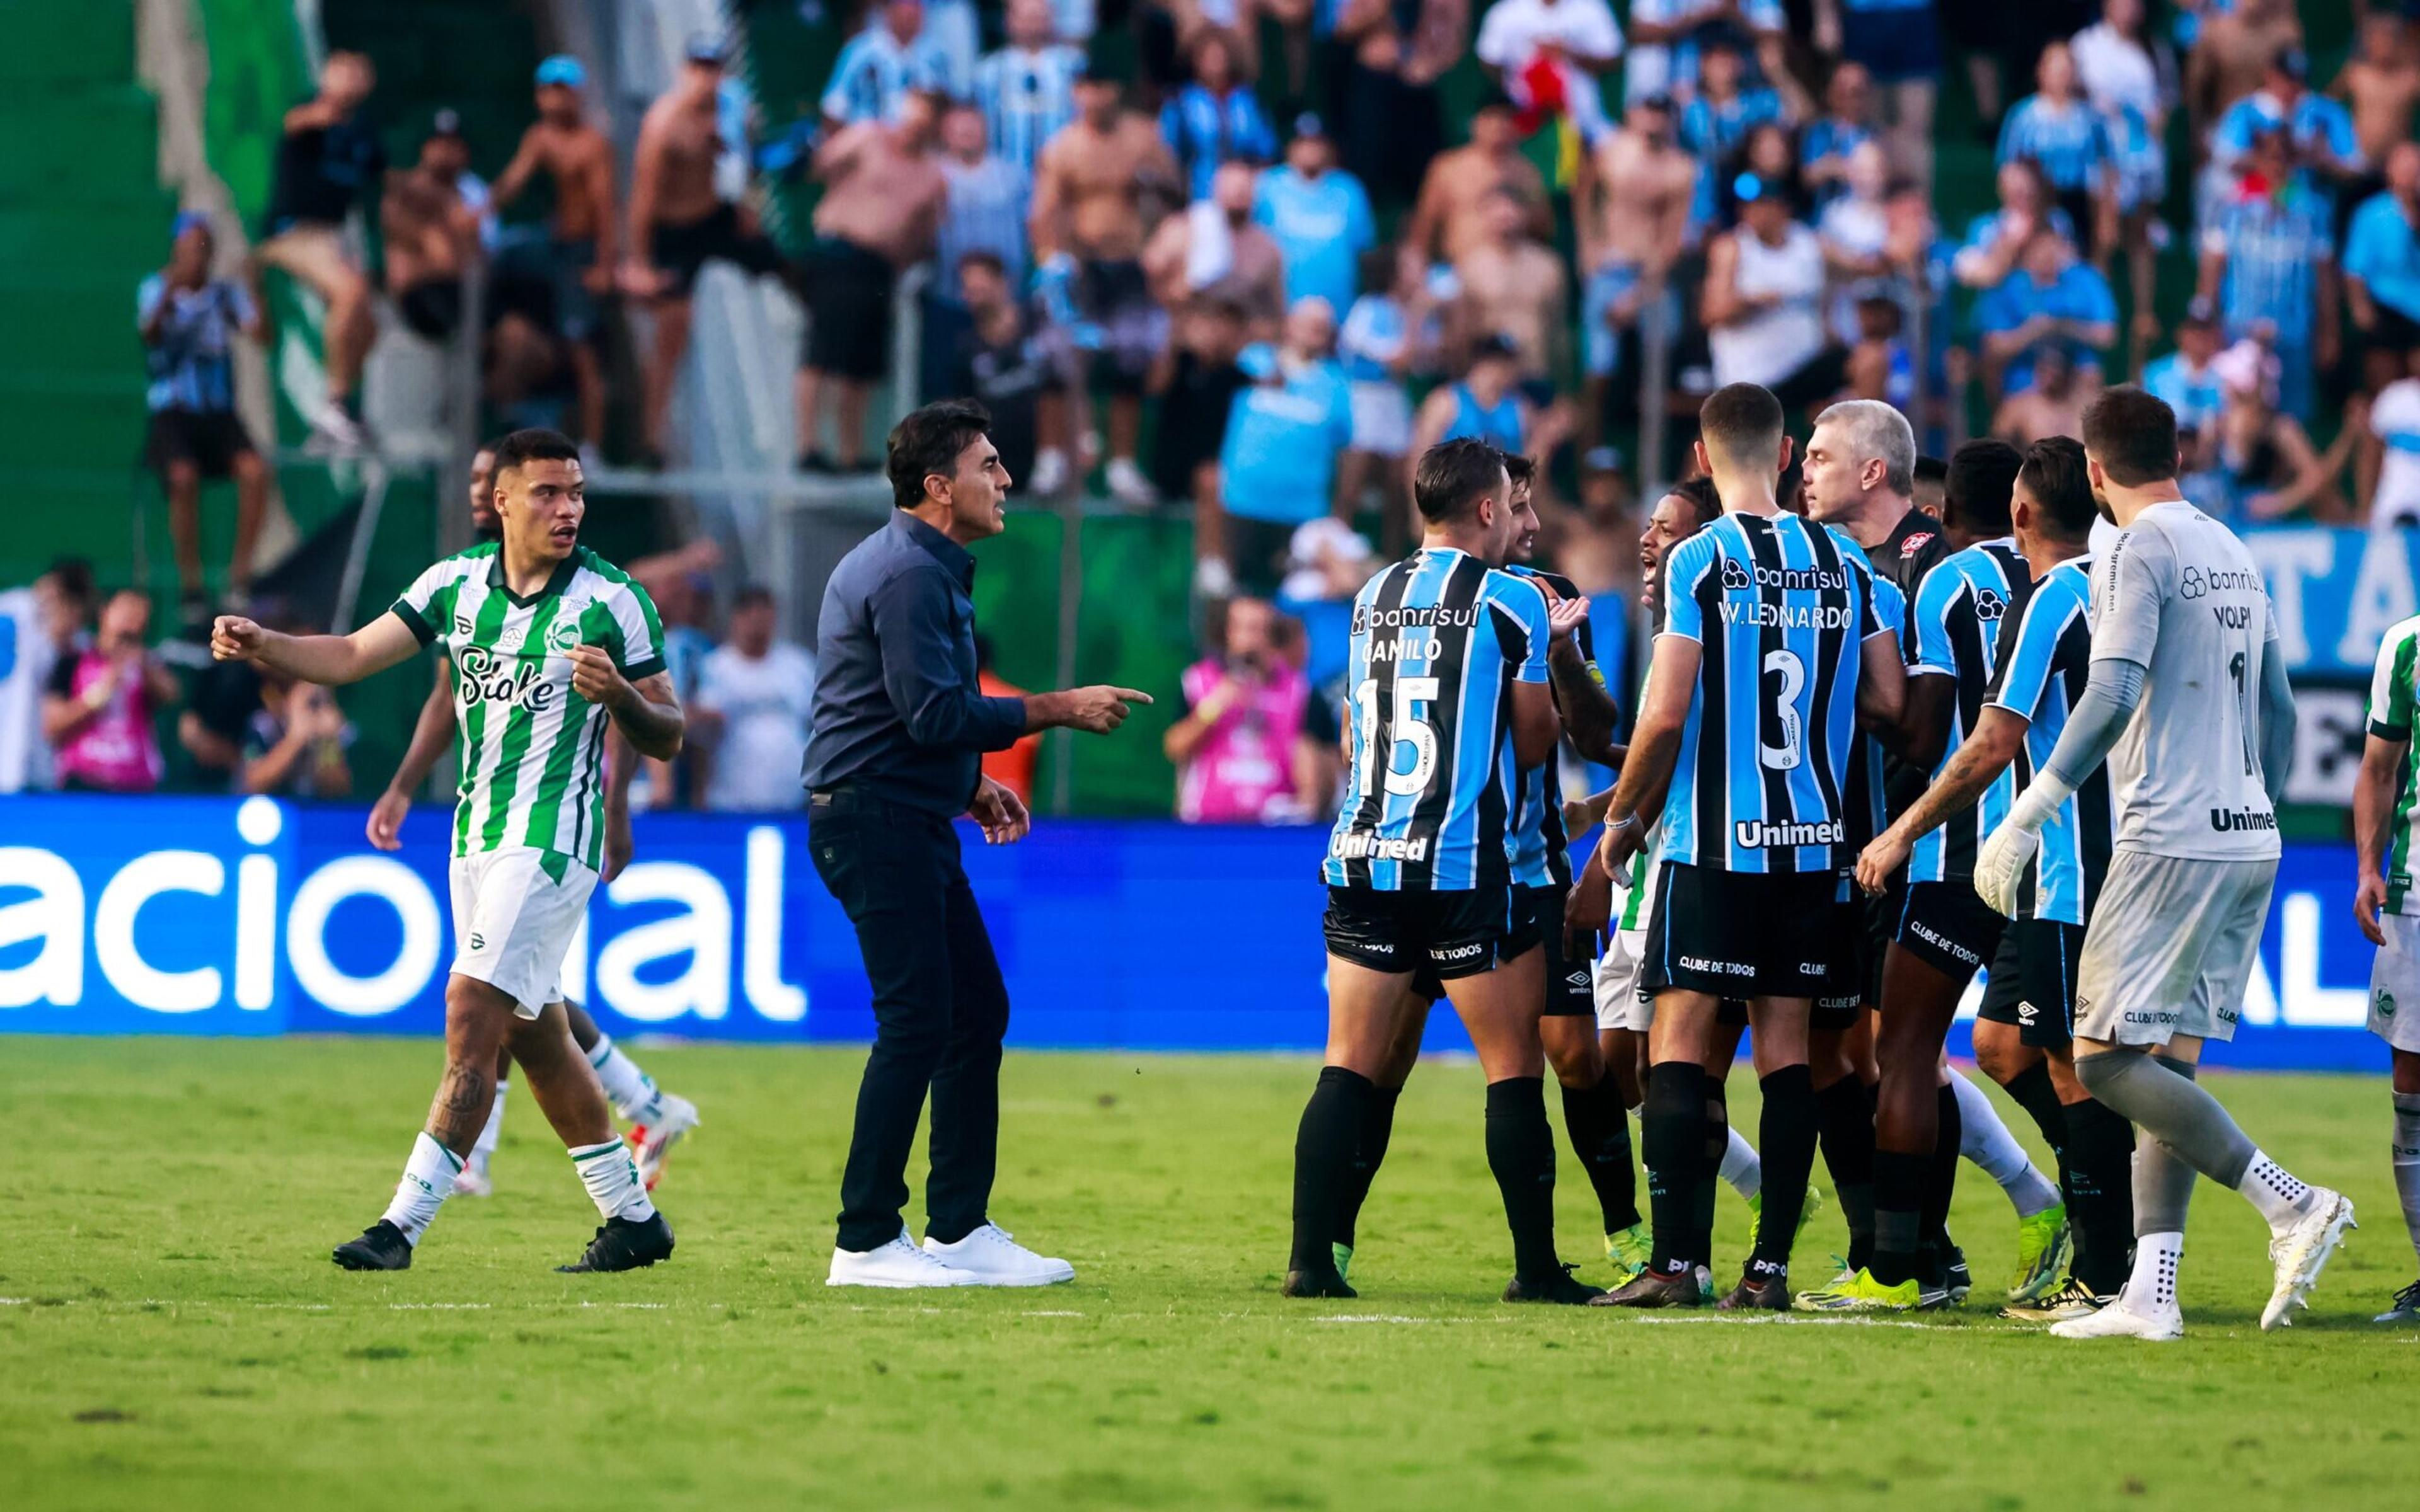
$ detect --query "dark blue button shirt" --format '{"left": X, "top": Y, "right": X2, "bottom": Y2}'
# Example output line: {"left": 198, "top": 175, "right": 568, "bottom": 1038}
{"left": 800, "top": 512, "right": 1029, "bottom": 814}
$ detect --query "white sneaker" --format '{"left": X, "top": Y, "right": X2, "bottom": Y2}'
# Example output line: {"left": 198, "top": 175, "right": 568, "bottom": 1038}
{"left": 2262, "top": 1188, "right": 2355, "bottom": 1331}
{"left": 1029, "top": 448, "right": 1068, "bottom": 496}
{"left": 2049, "top": 1292, "right": 2184, "bottom": 1341}
{"left": 452, "top": 1159, "right": 493, "bottom": 1199}
{"left": 921, "top": 1223, "right": 1075, "bottom": 1286}
{"left": 630, "top": 1093, "right": 700, "bottom": 1191}
{"left": 1105, "top": 457, "right": 1157, "bottom": 507}
{"left": 827, "top": 1227, "right": 982, "bottom": 1288}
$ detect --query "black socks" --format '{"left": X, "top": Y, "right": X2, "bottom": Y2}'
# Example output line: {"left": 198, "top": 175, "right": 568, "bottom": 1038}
{"left": 1643, "top": 1061, "right": 1709, "bottom": 1273}
{"left": 1559, "top": 1075, "right": 1640, "bottom": 1234}
{"left": 1922, "top": 1080, "right": 1963, "bottom": 1275}
{"left": 1485, "top": 1076, "right": 1562, "bottom": 1281}
{"left": 2061, "top": 1094, "right": 2137, "bottom": 1295}
{"left": 1334, "top": 1084, "right": 1403, "bottom": 1251}
{"left": 1817, "top": 1074, "right": 1877, "bottom": 1271}
{"left": 1751, "top": 1065, "right": 1818, "bottom": 1275}
{"left": 1290, "top": 1066, "right": 1374, "bottom": 1274}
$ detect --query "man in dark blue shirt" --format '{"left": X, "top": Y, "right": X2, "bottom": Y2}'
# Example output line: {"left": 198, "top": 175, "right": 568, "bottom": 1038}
{"left": 803, "top": 398, "right": 1150, "bottom": 1288}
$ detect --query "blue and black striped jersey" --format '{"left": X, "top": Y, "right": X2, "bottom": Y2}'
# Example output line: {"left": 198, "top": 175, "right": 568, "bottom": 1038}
{"left": 1657, "top": 512, "right": 1892, "bottom": 874}
{"left": 1324, "top": 548, "right": 1553, "bottom": 891}
{"left": 1906, "top": 540, "right": 2025, "bottom": 883}
{"left": 1983, "top": 559, "right": 2114, "bottom": 925}
{"left": 1840, "top": 571, "right": 1908, "bottom": 848}
{"left": 1504, "top": 565, "right": 1601, "bottom": 890}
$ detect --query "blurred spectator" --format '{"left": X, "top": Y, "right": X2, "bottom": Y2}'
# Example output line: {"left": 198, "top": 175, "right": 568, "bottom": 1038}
{"left": 1276, "top": 517, "right": 1379, "bottom": 698}
{"left": 1628, "top": 0, "right": 1787, "bottom": 110}
{"left": 2187, "top": 0, "right": 2304, "bottom": 140}
{"left": 2365, "top": 346, "right": 2420, "bottom": 533}
{"left": 1577, "top": 94, "right": 1693, "bottom": 451}
{"left": 1454, "top": 188, "right": 1569, "bottom": 406}
{"left": 0, "top": 559, "right": 93, "bottom": 794}
{"left": 929, "top": 103, "right": 1033, "bottom": 398}
{"left": 2348, "top": 142, "right": 2420, "bottom": 352}
{"left": 2335, "top": 12, "right": 2420, "bottom": 187}
{"left": 1032, "top": 70, "right": 1181, "bottom": 503}
{"left": 1406, "top": 93, "right": 1552, "bottom": 267}
{"left": 822, "top": 0, "right": 956, "bottom": 125}
{"left": 1843, "top": 291, "right": 1915, "bottom": 410}
{"left": 1992, "top": 343, "right": 2090, "bottom": 442}
{"left": 139, "top": 214, "right": 267, "bottom": 623}
{"left": 1952, "top": 158, "right": 2075, "bottom": 289}
{"left": 255, "top": 49, "right": 381, "bottom": 449}
{"left": 1704, "top": 173, "right": 1837, "bottom": 410}
{"left": 798, "top": 89, "right": 948, "bottom": 474}
{"left": 1996, "top": 40, "right": 2118, "bottom": 258}
{"left": 1818, "top": 140, "right": 1893, "bottom": 345}
{"left": 1144, "top": 162, "right": 1288, "bottom": 339}
{"left": 2072, "top": 0, "right": 2175, "bottom": 134}
{"left": 693, "top": 586, "right": 818, "bottom": 812}
{"left": 626, "top": 38, "right": 788, "bottom": 464}
{"left": 975, "top": 634, "right": 1042, "bottom": 805}
{"left": 1409, "top": 331, "right": 1543, "bottom": 479}
{"left": 2208, "top": 45, "right": 2362, "bottom": 210}
{"left": 1976, "top": 225, "right": 2116, "bottom": 400}
{"left": 973, "top": 0, "right": 1085, "bottom": 172}
{"left": 2208, "top": 350, "right": 2339, "bottom": 524}
{"left": 2198, "top": 124, "right": 2337, "bottom": 418}
{"left": 1253, "top": 115, "right": 1375, "bottom": 316}
{"left": 241, "top": 675, "right": 354, "bottom": 798}
{"left": 1161, "top": 32, "right": 1277, "bottom": 202}
{"left": 1336, "top": 249, "right": 1430, "bottom": 547}
{"left": 950, "top": 251, "right": 1055, "bottom": 487}
{"left": 1823, "top": 0, "right": 1942, "bottom": 188}
{"left": 42, "top": 589, "right": 176, "bottom": 795}
{"left": 634, "top": 563, "right": 718, "bottom": 810}
{"left": 1331, "top": 0, "right": 1463, "bottom": 211}
{"left": 490, "top": 56, "right": 619, "bottom": 452}
{"left": 1216, "top": 299, "right": 1354, "bottom": 595}
{"left": 1801, "top": 60, "right": 1877, "bottom": 208}
{"left": 1150, "top": 299, "right": 1252, "bottom": 557}
{"left": 2142, "top": 312, "right": 2228, "bottom": 437}
{"left": 1164, "top": 595, "right": 1335, "bottom": 824}
{"left": 180, "top": 597, "right": 306, "bottom": 789}
{"left": 1473, "top": 0, "right": 1623, "bottom": 147}
{"left": 381, "top": 121, "right": 483, "bottom": 345}
{"left": 1718, "top": 118, "right": 1807, "bottom": 226}
{"left": 1678, "top": 37, "right": 1792, "bottom": 168}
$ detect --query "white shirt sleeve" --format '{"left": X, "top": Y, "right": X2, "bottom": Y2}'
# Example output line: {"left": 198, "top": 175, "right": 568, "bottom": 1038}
{"left": 2090, "top": 518, "right": 2174, "bottom": 667}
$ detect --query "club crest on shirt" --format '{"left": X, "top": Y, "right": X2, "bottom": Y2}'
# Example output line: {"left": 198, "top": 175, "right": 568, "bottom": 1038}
{"left": 546, "top": 616, "right": 585, "bottom": 655}
{"left": 1720, "top": 558, "right": 1753, "bottom": 590}
{"left": 1974, "top": 588, "right": 2007, "bottom": 622}
{"left": 1899, "top": 530, "right": 1935, "bottom": 558}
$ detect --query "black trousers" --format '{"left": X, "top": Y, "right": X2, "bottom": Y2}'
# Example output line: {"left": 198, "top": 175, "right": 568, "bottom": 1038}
{"left": 810, "top": 789, "right": 1010, "bottom": 1252}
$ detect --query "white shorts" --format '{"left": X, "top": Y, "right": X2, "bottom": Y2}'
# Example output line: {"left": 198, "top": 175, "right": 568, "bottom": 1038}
{"left": 2368, "top": 911, "right": 2420, "bottom": 1053}
{"left": 1594, "top": 927, "right": 1653, "bottom": 1031}
{"left": 1348, "top": 381, "right": 1412, "bottom": 457}
{"left": 2072, "top": 851, "right": 2276, "bottom": 1047}
{"left": 447, "top": 848, "right": 597, "bottom": 1017}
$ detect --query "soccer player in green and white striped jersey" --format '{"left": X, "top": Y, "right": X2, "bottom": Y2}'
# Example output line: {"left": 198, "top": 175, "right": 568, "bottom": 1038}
{"left": 210, "top": 429, "right": 688, "bottom": 1274}
{"left": 2353, "top": 614, "right": 2420, "bottom": 1324}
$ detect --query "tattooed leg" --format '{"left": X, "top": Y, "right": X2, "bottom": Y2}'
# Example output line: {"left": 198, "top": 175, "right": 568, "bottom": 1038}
{"left": 426, "top": 975, "right": 519, "bottom": 1157}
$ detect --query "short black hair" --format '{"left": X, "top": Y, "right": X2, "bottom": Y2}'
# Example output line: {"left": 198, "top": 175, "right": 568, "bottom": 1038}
{"left": 1668, "top": 475, "right": 1721, "bottom": 528}
{"left": 1412, "top": 437, "right": 1508, "bottom": 524}
{"left": 732, "top": 583, "right": 776, "bottom": 612}
{"left": 2017, "top": 435, "right": 2096, "bottom": 540}
{"left": 2080, "top": 385, "right": 2179, "bottom": 488}
{"left": 490, "top": 427, "right": 580, "bottom": 479}
{"left": 886, "top": 399, "right": 994, "bottom": 510}
{"left": 1698, "top": 382, "right": 1784, "bottom": 469}
{"left": 43, "top": 556, "right": 95, "bottom": 605}
{"left": 1914, "top": 455, "right": 1948, "bottom": 488}
{"left": 1944, "top": 438, "right": 2022, "bottom": 537}
{"left": 1500, "top": 452, "right": 1536, "bottom": 486}
{"left": 955, "top": 249, "right": 1006, "bottom": 280}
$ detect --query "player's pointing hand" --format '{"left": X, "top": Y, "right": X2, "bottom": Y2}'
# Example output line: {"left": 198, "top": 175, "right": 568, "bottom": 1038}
{"left": 211, "top": 614, "right": 265, "bottom": 662}
{"left": 1053, "top": 685, "right": 1155, "bottom": 734}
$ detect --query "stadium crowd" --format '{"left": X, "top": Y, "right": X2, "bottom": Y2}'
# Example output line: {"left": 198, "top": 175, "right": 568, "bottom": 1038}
{"left": 11, "top": 0, "right": 2420, "bottom": 822}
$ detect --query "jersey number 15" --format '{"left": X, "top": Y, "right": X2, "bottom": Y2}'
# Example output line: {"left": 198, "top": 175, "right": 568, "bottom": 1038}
{"left": 1356, "top": 675, "right": 1440, "bottom": 796}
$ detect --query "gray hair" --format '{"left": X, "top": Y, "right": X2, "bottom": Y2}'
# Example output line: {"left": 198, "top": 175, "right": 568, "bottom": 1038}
{"left": 1814, "top": 399, "right": 1916, "bottom": 498}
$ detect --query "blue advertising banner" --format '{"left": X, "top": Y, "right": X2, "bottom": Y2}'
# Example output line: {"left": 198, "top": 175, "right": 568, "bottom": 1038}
{"left": 2248, "top": 525, "right": 2420, "bottom": 679}
{"left": 0, "top": 796, "right": 2393, "bottom": 1071}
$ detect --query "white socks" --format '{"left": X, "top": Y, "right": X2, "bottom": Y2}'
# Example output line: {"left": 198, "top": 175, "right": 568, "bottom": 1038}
{"left": 1719, "top": 1125, "right": 1761, "bottom": 1200}
{"left": 470, "top": 1082, "right": 506, "bottom": 1175}
{"left": 2124, "top": 1230, "right": 2184, "bottom": 1312}
{"left": 570, "top": 1139, "right": 656, "bottom": 1224}
{"left": 381, "top": 1132, "right": 463, "bottom": 1245}
{"left": 1954, "top": 1070, "right": 2061, "bottom": 1218}
{"left": 2235, "top": 1149, "right": 2314, "bottom": 1236}
{"left": 587, "top": 1034, "right": 662, "bottom": 1123}
{"left": 2394, "top": 1093, "right": 2420, "bottom": 1269}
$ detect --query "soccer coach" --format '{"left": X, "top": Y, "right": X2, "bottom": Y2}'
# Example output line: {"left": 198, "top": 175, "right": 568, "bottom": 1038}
{"left": 804, "top": 398, "right": 1151, "bottom": 1289}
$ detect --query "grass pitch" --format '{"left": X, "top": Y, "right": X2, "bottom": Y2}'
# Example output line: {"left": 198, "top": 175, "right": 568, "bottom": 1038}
{"left": 6, "top": 1037, "right": 2414, "bottom": 1511}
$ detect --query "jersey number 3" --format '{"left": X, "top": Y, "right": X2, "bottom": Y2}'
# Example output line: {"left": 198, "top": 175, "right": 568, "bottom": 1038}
{"left": 1356, "top": 675, "right": 1441, "bottom": 796}
{"left": 1761, "top": 649, "right": 1805, "bottom": 771}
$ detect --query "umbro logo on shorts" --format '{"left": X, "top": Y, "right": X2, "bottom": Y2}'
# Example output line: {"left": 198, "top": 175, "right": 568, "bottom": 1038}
{"left": 1565, "top": 971, "right": 1590, "bottom": 988}
{"left": 2017, "top": 999, "right": 2039, "bottom": 1026}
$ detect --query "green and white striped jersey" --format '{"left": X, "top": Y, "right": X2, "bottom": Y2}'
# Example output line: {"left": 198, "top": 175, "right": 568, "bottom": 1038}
{"left": 2368, "top": 614, "right": 2420, "bottom": 915}
{"left": 390, "top": 543, "right": 666, "bottom": 872}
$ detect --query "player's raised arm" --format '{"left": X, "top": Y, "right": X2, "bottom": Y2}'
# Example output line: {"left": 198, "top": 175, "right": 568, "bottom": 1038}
{"left": 211, "top": 609, "right": 420, "bottom": 687}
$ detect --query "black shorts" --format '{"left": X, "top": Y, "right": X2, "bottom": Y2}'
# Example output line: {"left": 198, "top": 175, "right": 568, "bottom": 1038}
{"left": 649, "top": 200, "right": 786, "bottom": 300}
{"left": 1325, "top": 884, "right": 1536, "bottom": 982}
{"left": 1976, "top": 918, "right": 2086, "bottom": 1048}
{"left": 398, "top": 277, "right": 466, "bottom": 340}
{"left": 1890, "top": 879, "right": 2007, "bottom": 987}
{"left": 1407, "top": 886, "right": 1587, "bottom": 1011}
{"left": 804, "top": 238, "right": 896, "bottom": 381}
{"left": 1224, "top": 516, "right": 1297, "bottom": 598}
{"left": 1641, "top": 862, "right": 1847, "bottom": 1001}
{"left": 146, "top": 408, "right": 255, "bottom": 479}
{"left": 1814, "top": 887, "right": 1892, "bottom": 1027}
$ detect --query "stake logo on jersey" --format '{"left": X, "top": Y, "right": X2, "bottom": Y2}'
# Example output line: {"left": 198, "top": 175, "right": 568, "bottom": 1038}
{"left": 391, "top": 542, "right": 667, "bottom": 871}
{"left": 1324, "top": 547, "right": 1552, "bottom": 891}
{"left": 1504, "top": 564, "right": 1596, "bottom": 888}
{"left": 1658, "top": 512, "right": 1887, "bottom": 873}
{"left": 1985, "top": 558, "right": 2115, "bottom": 924}
{"left": 1906, "top": 539, "right": 2025, "bottom": 883}
{"left": 2365, "top": 612, "right": 2420, "bottom": 914}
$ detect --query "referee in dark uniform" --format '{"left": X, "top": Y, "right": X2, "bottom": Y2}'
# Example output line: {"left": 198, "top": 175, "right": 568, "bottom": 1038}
{"left": 804, "top": 398, "right": 1150, "bottom": 1288}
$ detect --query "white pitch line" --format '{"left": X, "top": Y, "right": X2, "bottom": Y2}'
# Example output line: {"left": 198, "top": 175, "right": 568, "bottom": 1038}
{"left": 1630, "top": 1314, "right": 1940, "bottom": 1330}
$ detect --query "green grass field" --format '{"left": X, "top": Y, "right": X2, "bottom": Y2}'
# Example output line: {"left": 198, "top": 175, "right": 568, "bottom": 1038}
{"left": 6, "top": 1038, "right": 2415, "bottom": 1511}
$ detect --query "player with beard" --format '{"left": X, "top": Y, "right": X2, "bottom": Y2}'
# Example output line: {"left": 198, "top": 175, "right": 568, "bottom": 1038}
{"left": 366, "top": 442, "right": 700, "bottom": 1196}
